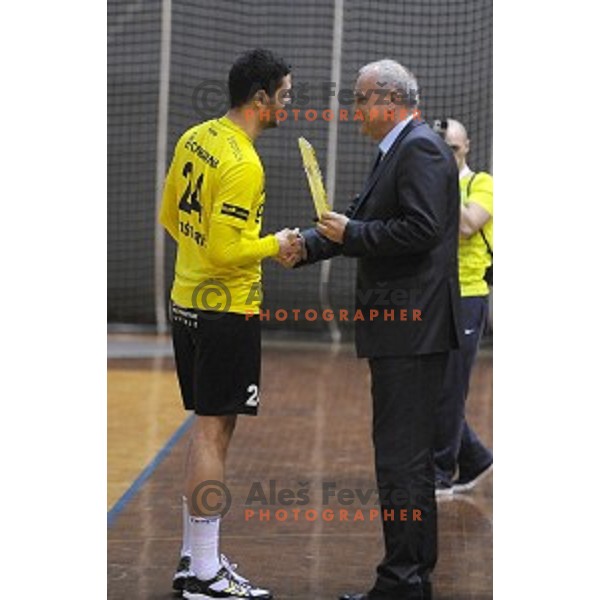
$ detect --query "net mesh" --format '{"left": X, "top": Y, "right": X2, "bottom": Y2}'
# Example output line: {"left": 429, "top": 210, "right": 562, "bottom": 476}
{"left": 108, "top": 0, "right": 492, "bottom": 336}
{"left": 108, "top": 0, "right": 162, "bottom": 323}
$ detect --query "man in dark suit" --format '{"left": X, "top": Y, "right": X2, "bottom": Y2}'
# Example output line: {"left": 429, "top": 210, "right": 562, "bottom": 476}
{"left": 291, "top": 59, "right": 461, "bottom": 599}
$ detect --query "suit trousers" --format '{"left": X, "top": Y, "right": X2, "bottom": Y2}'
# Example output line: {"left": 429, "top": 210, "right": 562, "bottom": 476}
{"left": 367, "top": 352, "right": 449, "bottom": 599}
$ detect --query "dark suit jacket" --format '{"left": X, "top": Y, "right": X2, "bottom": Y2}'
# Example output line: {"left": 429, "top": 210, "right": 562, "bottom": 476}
{"left": 300, "top": 119, "right": 461, "bottom": 358}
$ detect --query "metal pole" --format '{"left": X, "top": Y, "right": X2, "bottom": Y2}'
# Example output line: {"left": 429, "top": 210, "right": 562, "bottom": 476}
{"left": 153, "top": 0, "right": 172, "bottom": 334}
{"left": 319, "top": 0, "right": 345, "bottom": 345}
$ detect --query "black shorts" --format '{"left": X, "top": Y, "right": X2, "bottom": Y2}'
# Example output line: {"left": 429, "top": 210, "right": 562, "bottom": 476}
{"left": 170, "top": 302, "right": 262, "bottom": 416}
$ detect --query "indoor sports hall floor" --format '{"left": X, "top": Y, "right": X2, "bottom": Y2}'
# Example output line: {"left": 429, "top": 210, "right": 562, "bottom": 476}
{"left": 108, "top": 335, "right": 492, "bottom": 599}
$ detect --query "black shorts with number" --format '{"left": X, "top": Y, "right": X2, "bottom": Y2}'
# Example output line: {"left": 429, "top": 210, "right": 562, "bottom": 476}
{"left": 170, "top": 302, "right": 261, "bottom": 416}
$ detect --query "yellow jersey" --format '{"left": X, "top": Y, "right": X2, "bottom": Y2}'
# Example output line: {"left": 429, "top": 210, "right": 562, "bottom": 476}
{"left": 160, "top": 117, "right": 279, "bottom": 314}
{"left": 458, "top": 172, "right": 493, "bottom": 297}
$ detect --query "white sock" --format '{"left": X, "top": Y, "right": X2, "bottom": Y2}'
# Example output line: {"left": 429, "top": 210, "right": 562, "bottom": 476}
{"left": 181, "top": 496, "right": 191, "bottom": 557}
{"left": 189, "top": 515, "right": 221, "bottom": 580}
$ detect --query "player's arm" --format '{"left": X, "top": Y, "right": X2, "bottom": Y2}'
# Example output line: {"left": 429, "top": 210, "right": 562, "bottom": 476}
{"left": 159, "top": 153, "right": 180, "bottom": 241}
{"left": 208, "top": 162, "right": 293, "bottom": 268}
{"left": 207, "top": 221, "right": 279, "bottom": 267}
{"left": 460, "top": 173, "right": 493, "bottom": 238}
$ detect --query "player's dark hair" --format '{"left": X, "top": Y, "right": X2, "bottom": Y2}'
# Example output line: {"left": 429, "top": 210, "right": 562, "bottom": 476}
{"left": 228, "top": 49, "right": 291, "bottom": 108}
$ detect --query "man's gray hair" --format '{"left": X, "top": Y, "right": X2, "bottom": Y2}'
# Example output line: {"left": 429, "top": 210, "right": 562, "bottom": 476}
{"left": 358, "top": 59, "right": 420, "bottom": 107}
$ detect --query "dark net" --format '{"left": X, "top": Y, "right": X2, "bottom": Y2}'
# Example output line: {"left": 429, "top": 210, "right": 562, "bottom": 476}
{"left": 108, "top": 0, "right": 163, "bottom": 323}
{"left": 108, "top": 0, "right": 492, "bottom": 337}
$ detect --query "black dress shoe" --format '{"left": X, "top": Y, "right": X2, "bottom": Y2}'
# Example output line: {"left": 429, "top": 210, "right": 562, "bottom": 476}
{"left": 340, "top": 582, "right": 431, "bottom": 600}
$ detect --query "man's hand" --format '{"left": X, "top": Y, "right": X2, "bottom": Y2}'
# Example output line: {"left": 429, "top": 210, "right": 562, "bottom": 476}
{"left": 316, "top": 211, "right": 349, "bottom": 243}
{"left": 274, "top": 228, "right": 305, "bottom": 268}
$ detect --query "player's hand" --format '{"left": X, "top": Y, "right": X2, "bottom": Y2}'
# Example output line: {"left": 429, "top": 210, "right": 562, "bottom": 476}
{"left": 316, "top": 211, "right": 349, "bottom": 243}
{"left": 274, "top": 228, "right": 303, "bottom": 267}
{"left": 274, "top": 232, "right": 306, "bottom": 268}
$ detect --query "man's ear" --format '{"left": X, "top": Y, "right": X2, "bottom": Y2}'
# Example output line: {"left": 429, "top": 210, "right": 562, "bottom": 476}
{"left": 253, "top": 89, "right": 269, "bottom": 107}
{"left": 465, "top": 138, "right": 471, "bottom": 154}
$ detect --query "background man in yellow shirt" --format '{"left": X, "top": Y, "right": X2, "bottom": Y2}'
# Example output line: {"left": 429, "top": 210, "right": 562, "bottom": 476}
{"left": 160, "top": 49, "right": 298, "bottom": 599}
{"left": 433, "top": 118, "right": 493, "bottom": 496}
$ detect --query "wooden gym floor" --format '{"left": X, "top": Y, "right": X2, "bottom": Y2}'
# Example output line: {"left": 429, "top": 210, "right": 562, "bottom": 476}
{"left": 108, "top": 335, "right": 492, "bottom": 599}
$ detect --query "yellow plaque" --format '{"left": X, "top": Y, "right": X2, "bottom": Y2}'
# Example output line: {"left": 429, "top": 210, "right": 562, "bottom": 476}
{"left": 298, "top": 137, "right": 331, "bottom": 218}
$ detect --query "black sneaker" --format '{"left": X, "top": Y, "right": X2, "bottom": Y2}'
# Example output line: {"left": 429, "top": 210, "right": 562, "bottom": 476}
{"left": 183, "top": 554, "right": 272, "bottom": 599}
{"left": 453, "top": 461, "right": 493, "bottom": 493}
{"left": 173, "top": 554, "right": 192, "bottom": 592}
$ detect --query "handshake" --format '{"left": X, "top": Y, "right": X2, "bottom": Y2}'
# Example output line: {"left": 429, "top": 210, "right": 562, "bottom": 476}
{"left": 271, "top": 211, "right": 350, "bottom": 268}
{"left": 273, "top": 228, "right": 306, "bottom": 268}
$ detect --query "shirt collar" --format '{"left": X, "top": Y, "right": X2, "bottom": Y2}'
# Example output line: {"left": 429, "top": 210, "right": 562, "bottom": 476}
{"left": 378, "top": 114, "right": 414, "bottom": 156}
{"left": 219, "top": 115, "right": 253, "bottom": 143}
{"left": 459, "top": 165, "right": 472, "bottom": 179}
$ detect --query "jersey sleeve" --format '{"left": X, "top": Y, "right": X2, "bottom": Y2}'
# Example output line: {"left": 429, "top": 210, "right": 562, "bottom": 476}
{"left": 159, "top": 157, "right": 180, "bottom": 240}
{"left": 467, "top": 172, "right": 493, "bottom": 216}
{"left": 212, "top": 161, "right": 264, "bottom": 230}
{"left": 207, "top": 221, "right": 279, "bottom": 268}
